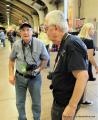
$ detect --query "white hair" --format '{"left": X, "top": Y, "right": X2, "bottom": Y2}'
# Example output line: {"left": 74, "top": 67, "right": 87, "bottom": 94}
{"left": 45, "top": 10, "right": 69, "bottom": 32}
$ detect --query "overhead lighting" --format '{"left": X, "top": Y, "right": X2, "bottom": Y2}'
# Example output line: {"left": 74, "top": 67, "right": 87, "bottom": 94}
{"left": 6, "top": 11, "right": 9, "bottom": 14}
{"left": 6, "top": 0, "right": 11, "bottom": 1}
{"left": 6, "top": 5, "right": 10, "bottom": 7}
{"left": 6, "top": 8, "right": 10, "bottom": 11}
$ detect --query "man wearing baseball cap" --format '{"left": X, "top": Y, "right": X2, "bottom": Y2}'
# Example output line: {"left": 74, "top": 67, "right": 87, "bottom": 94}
{"left": 9, "top": 22, "right": 49, "bottom": 120}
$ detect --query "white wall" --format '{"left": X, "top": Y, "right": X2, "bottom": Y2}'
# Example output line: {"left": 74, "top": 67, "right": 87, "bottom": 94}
{"left": 80, "top": 0, "right": 98, "bottom": 47}
{"left": 80, "top": 0, "right": 98, "bottom": 19}
{"left": 72, "top": 0, "right": 98, "bottom": 47}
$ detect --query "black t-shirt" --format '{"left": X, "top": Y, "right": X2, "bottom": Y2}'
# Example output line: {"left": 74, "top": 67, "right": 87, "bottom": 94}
{"left": 82, "top": 38, "right": 94, "bottom": 49}
{"left": 52, "top": 34, "right": 88, "bottom": 107}
{"left": 82, "top": 38, "right": 95, "bottom": 56}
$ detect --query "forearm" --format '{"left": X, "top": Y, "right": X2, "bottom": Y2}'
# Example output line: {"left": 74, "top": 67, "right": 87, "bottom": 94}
{"left": 9, "top": 60, "right": 15, "bottom": 76}
{"left": 38, "top": 60, "right": 48, "bottom": 71}
{"left": 69, "top": 71, "right": 88, "bottom": 108}
{"left": 89, "top": 56, "right": 97, "bottom": 69}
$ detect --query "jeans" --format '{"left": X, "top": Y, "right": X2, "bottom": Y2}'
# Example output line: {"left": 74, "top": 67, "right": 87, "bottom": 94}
{"left": 1, "top": 39, "right": 5, "bottom": 47}
{"left": 51, "top": 100, "right": 80, "bottom": 120}
{"left": 15, "top": 72, "right": 41, "bottom": 120}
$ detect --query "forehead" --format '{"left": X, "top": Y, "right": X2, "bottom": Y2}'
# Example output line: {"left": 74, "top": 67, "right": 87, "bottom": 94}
{"left": 20, "top": 27, "right": 32, "bottom": 31}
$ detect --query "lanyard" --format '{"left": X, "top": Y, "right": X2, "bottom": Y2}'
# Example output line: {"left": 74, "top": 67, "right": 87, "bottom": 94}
{"left": 22, "top": 39, "right": 37, "bottom": 65}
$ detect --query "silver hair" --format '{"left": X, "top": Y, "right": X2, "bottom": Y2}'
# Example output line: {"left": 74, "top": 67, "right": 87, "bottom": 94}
{"left": 45, "top": 10, "right": 69, "bottom": 32}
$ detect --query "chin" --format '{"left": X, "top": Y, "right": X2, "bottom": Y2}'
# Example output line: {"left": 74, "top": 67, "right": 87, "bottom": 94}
{"left": 24, "top": 38, "right": 29, "bottom": 43}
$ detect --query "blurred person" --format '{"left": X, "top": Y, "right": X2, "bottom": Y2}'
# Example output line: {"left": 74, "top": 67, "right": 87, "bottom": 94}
{"left": 45, "top": 10, "right": 88, "bottom": 120}
{"left": 9, "top": 23, "right": 49, "bottom": 120}
{"left": 78, "top": 23, "right": 98, "bottom": 105}
{"left": 7, "top": 29, "right": 16, "bottom": 49}
{"left": 32, "top": 31, "right": 38, "bottom": 38}
{"left": 0, "top": 29, "right": 6, "bottom": 47}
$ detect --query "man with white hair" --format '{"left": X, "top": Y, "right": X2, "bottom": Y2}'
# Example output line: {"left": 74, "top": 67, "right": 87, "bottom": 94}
{"left": 45, "top": 10, "right": 88, "bottom": 120}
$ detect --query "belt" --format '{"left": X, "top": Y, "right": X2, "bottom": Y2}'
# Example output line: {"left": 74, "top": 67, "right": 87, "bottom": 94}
{"left": 16, "top": 70, "right": 25, "bottom": 77}
{"left": 16, "top": 70, "right": 40, "bottom": 78}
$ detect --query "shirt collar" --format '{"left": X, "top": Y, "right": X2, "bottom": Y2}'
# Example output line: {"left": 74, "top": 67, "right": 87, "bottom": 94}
{"left": 22, "top": 39, "right": 32, "bottom": 46}
{"left": 59, "top": 33, "right": 69, "bottom": 49}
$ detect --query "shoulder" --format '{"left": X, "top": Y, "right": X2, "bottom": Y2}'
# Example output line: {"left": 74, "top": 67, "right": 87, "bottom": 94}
{"left": 33, "top": 37, "right": 44, "bottom": 46}
{"left": 82, "top": 38, "right": 93, "bottom": 42}
{"left": 66, "top": 34, "right": 87, "bottom": 51}
{"left": 81, "top": 38, "right": 94, "bottom": 49}
{"left": 14, "top": 39, "right": 22, "bottom": 45}
{"left": 12, "top": 39, "right": 22, "bottom": 49}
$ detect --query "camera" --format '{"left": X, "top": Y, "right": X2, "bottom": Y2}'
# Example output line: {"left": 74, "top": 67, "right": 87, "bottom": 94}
{"left": 26, "top": 64, "right": 37, "bottom": 71}
{"left": 25, "top": 64, "right": 38, "bottom": 78}
{"left": 47, "top": 72, "right": 54, "bottom": 80}
{"left": 47, "top": 72, "right": 54, "bottom": 90}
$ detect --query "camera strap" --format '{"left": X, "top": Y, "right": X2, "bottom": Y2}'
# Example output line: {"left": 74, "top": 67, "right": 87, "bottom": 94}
{"left": 22, "top": 38, "right": 37, "bottom": 65}
{"left": 52, "top": 33, "right": 69, "bottom": 71}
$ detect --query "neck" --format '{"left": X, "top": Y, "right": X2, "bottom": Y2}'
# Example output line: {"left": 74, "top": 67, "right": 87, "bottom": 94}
{"left": 57, "top": 32, "right": 66, "bottom": 46}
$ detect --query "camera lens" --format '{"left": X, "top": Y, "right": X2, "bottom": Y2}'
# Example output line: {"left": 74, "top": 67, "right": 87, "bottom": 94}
{"left": 50, "top": 84, "right": 53, "bottom": 89}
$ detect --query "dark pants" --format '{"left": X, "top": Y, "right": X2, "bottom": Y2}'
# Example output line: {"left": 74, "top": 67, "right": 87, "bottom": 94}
{"left": 1, "top": 39, "right": 5, "bottom": 47}
{"left": 46, "top": 44, "right": 50, "bottom": 67}
{"left": 51, "top": 100, "right": 80, "bottom": 120}
{"left": 88, "top": 61, "right": 94, "bottom": 79}
{"left": 10, "top": 42, "right": 14, "bottom": 49}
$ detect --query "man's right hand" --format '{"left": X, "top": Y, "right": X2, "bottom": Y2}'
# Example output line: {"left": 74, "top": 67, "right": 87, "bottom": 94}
{"left": 9, "top": 75, "right": 15, "bottom": 85}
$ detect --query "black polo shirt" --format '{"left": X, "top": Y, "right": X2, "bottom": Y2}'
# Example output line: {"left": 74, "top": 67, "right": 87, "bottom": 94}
{"left": 52, "top": 34, "right": 88, "bottom": 107}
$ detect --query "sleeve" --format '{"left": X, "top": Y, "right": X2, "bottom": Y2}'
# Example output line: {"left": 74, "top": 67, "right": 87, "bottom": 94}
{"left": 40, "top": 43, "right": 49, "bottom": 60}
{"left": 67, "top": 46, "right": 88, "bottom": 72}
{"left": 10, "top": 43, "right": 17, "bottom": 60}
{"left": 86, "top": 40, "right": 94, "bottom": 49}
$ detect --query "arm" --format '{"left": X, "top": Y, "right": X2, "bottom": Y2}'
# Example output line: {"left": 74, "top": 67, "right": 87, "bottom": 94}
{"left": 37, "top": 41, "right": 49, "bottom": 71}
{"left": 37, "top": 59, "right": 48, "bottom": 72}
{"left": 87, "top": 49, "right": 98, "bottom": 73}
{"left": 9, "top": 59, "right": 16, "bottom": 85}
{"left": 69, "top": 70, "right": 88, "bottom": 107}
{"left": 62, "top": 70, "right": 88, "bottom": 120}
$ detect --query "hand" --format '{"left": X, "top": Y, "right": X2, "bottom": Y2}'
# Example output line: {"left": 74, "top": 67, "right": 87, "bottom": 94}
{"left": 62, "top": 105, "right": 77, "bottom": 120}
{"left": 9, "top": 75, "right": 15, "bottom": 85}
{"left": 95, "top": 66, "right": 98, "bottom": 73}
{"left": 34, "top": 68, "right": 40, "bottom": 73}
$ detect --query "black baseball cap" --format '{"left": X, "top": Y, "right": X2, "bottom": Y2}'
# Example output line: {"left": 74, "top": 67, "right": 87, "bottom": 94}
{"left": 19, "top": 23, "right": 32, "bottom": 30}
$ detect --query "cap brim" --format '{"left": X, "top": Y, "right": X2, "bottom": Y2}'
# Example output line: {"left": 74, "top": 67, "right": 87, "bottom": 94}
{"left": 19, "top": 23, "right": 32, "bottom": 30}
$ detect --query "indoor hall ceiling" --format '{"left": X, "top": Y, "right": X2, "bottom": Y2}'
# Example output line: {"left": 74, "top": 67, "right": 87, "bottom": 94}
{"left": 31, "top": 0, "right": 48, "bottom": 13}
{"left": 0, "top": 0, "right": 63, "bottom": 25}
{"left": 0, "top": 1, "right": 7, "bottom": 24}
{"left": 49, "top": 0, "right": 63, "bottom": 4}
{"left": 0, "top": 0, "right": 38, "bottom": 25}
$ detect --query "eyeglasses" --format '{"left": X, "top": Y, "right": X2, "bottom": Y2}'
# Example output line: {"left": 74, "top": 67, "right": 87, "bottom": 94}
{"left": 43, "top": 24, "right": 56, "bottom": 32}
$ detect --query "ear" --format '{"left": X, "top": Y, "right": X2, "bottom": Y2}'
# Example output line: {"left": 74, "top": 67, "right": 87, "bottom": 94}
{"left": 54, "top": 25, "right": 57, "bottom": 30}
{"left": 55, "top": 25, "right": 62, "bottom": 32}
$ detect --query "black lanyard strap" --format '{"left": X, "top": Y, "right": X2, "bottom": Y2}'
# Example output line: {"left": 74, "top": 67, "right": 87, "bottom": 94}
{"left": 22, "top": 38, "right": 37, "bottom": 65}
